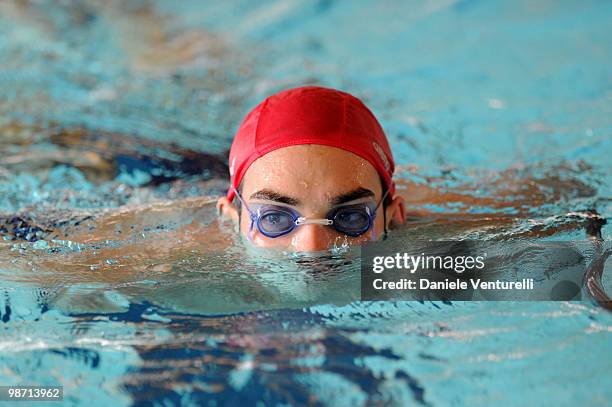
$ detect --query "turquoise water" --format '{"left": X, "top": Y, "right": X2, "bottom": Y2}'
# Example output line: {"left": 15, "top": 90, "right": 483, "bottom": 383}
{"left": 0, "top": 1, "right": 611, "bottom": 406}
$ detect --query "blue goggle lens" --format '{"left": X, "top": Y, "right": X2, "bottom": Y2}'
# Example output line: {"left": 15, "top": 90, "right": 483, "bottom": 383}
{"left": 257, "top": 208, "right": 296, "bottom": 237}
{"left": 331, "top": 206, "right": 372, "bottom": 236}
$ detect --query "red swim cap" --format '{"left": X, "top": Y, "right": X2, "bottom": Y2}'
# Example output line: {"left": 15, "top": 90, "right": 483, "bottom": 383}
{"left": 226, "top": 86, "right": 395, "bottom": 201}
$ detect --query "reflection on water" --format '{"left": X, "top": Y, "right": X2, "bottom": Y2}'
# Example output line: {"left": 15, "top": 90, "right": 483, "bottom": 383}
{"left": 1, "top": 0, "right": 611, "bottom": 405}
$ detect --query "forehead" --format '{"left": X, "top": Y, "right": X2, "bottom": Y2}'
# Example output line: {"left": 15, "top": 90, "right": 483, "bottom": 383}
{"left": 241, "top": 145, "right": 382, "bottom": 201}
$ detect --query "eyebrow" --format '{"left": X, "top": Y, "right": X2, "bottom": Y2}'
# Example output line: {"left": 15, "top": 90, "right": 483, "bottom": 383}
{"left": 249, "top": 189, "right": 300, "bottom": 206}
{"left": 249, "top": 187, "right": 376, "bottom": 207}
{"left": 330, "top": 187, "right": 375, "bottom": 206}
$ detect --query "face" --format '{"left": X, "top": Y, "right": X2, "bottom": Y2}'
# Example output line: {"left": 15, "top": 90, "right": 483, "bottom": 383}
{"left": 218, "top": 145, "right": 404, "bottom": 252}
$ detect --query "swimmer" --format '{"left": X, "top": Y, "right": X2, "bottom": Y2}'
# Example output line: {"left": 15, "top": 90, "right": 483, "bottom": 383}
{"left": 216, "top": 86, "right": 407, "bottom": 251}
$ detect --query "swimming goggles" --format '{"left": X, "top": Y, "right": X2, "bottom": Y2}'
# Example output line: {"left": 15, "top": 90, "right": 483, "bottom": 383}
{"left": 233, "top": 187, "right": 389, "bottom": 239}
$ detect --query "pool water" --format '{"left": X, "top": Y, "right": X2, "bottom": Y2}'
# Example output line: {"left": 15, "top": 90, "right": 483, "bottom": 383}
{"left": 0, "top": 1, "right": 611, "bottom": 405}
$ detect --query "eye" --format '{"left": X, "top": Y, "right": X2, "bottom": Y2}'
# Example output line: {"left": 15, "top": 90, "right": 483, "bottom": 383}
{"left": 336, "top": 210, "right": 368, "bottom": 224}
{"left": 259, "top": 210, "right": 294, "bottom": 233}
{"left": 333, "top": 207, "right": 370, "bottom": 232}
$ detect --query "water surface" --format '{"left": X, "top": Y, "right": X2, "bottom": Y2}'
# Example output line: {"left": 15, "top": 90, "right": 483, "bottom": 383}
{"left": 0, "top": 1, "right": 611, "bottom": 405}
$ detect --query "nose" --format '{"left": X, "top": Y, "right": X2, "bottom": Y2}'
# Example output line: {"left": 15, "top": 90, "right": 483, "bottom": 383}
{"left": 291, "top": 224, "right": 334, "bottom": 252}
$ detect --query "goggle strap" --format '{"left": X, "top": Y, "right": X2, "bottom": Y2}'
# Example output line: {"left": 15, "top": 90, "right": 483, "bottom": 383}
{"left": 376, "top": 188, "right": 391, "bottom": 240}
{"left": 376, "top": 189, "right": 390, "bottom": 211}
{"left": 232, "top": 186, "right": 252, "bottom": 213}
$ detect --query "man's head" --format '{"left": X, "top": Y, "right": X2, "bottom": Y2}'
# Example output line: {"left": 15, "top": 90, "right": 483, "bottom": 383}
{"left": 217, "top": 86, "right": 405, "bottom": 251}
